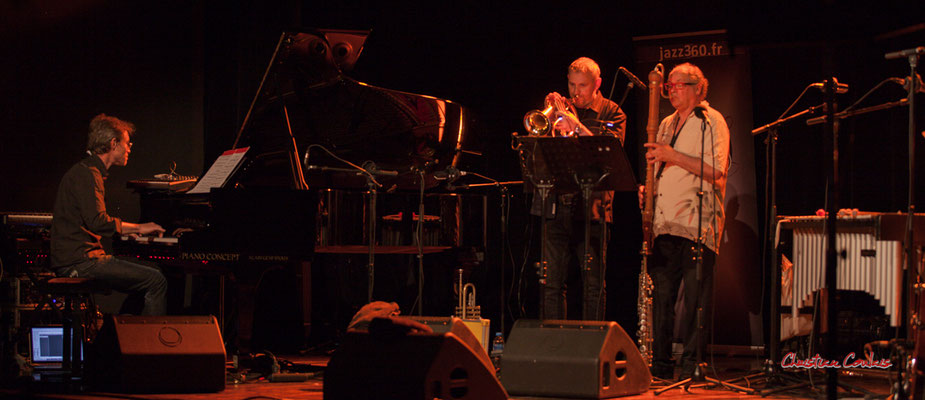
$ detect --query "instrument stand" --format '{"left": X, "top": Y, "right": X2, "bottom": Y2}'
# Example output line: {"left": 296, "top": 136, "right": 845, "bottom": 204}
{"left": 656, "top": 114, "right": 753, "bottom": 396}
{"left": 579, "top": 172, "right": 610, "bottom": 320}
{"left": 513, "top": 135, "right": 636, "bottom": 320}
{"left": 535, "top": 181, "right": 553, "bottom": 319}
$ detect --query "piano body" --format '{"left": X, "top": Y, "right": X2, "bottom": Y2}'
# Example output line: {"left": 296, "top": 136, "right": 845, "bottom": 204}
{"left": 119, "top": 30, "right": 485, "bottom": 349}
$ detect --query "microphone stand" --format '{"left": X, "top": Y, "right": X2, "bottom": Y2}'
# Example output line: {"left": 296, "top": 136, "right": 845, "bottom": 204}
{"left": 895, "top": 49, "right": 919, "bottom": 400}
{"left": 447, "top": 180, "right": 524, "bottom": 337}
{"left": 302, "top": 163, "right": 384, "bottom": 303}
{"left": 415, "top": 168, "right": 425, "bottom": 315}
{"left": 618, "top": 83, "right": 635, "bottom": 108}
{"left": 901, "top": 47, "right": 918, "bottom": 351}
{"left": 739, "top": 104, "right": 825, "bottom": 395}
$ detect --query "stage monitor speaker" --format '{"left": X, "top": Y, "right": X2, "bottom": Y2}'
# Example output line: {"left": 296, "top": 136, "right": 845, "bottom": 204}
{"left": 325, "top": 327, "right": 507, "bottom": 400}
{"left": 87, "top": 315, "right": 226, "bottom": 393}
{"left": 501, "top": 319, "right": 650, "bottom": 398}
{"left": 409, "top": 316, "right": 493, "bottom": 373}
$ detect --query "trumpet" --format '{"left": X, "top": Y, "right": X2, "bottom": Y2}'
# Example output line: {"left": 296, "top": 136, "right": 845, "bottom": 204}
{"left": 455, "top": 269, "right": 480, "bottom": 319}
{"left": 523, "top": 94, "right": 577, "bottom": 136}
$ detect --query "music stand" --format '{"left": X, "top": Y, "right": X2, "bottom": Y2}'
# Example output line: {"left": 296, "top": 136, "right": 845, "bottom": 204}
{"left": 515, "top": 135, "right": 636, "bottom": 319}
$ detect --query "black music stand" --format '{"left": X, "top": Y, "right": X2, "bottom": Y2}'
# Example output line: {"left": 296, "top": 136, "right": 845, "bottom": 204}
{"left": 515, "top": 135, "right": 636, "bottom": 319}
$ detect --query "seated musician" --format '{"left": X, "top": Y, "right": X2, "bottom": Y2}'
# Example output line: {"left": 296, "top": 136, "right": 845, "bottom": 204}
{"left": 532, "top": 57, "right": 627, "bottom": 321}
{"left": 50, "top": 114, "right": 168, "bottom": 315}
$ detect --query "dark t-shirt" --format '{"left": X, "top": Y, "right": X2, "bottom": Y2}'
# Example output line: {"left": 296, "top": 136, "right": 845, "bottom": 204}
{"left": 50, "top": 155, "right": 123, "bottom": 268}
{"left": 575, "top": 93, "right": 626, "bottom": 141}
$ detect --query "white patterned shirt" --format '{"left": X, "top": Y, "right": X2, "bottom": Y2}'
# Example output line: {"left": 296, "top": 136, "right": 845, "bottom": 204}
{"left": 652, "top": 101, "right": 730, "bottom": 253}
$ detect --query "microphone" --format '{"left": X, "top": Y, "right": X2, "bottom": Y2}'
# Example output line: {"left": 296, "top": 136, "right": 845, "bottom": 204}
{"left": 693, "top": 105, "right": 710, "bottom": 125}
{"left": 619, "top": 67, "right": 647, "bottom": 90}
{"left": 361, "top": 161, "right": 399, "bottom": 176}
{"left": 434, "top": 165, "right": 467, "bottom": 181}
{"left": 884, "top": 46, "right": 924, "bottom": 60}
{"left": 810, "top": 78, "right": 849, "bottom": 94}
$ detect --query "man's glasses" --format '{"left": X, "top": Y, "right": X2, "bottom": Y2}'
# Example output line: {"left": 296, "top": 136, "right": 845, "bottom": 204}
{"left": 663, "top": 82, "right": 696, "bottom": 92}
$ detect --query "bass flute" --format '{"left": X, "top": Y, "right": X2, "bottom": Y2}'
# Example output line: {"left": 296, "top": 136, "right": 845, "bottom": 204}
{"left": 638, "top": 63, "right": 664, "bottom": 366}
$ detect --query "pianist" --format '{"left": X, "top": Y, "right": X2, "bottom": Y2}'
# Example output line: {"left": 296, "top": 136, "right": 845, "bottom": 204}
{"left": 534, "top": 57, "right": 627, "bottom": 321}
{"left": 50, "top": 114, "right": 167, "bottom": 315}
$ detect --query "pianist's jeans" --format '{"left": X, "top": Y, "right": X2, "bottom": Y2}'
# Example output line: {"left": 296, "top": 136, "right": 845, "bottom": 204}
{"left": 650, "top": 235, "right": 715, "bottom": 376}
{"left": 542, "top": 201, "right": 606, "bottom": 321}
{"left": 57, "top": 255, "right": 167, "bottom": 316}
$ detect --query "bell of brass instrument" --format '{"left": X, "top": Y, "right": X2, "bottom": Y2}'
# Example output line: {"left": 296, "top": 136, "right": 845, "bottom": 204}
{"left": 638, "top": 63, "right": 664, "bottom": 367}
{"left": 522, "top": 95, "right": 577, "bottom": 136}
{"left": 523, "top": 105, "right": 557, "bottom": 136}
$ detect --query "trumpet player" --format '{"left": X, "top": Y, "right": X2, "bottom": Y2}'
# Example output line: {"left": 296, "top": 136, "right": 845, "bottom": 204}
{"left": 543, "top": 57, "right": 626, "bottom": 137}
{"left": 532, "top": 57, "right": 626, "bottom": 321}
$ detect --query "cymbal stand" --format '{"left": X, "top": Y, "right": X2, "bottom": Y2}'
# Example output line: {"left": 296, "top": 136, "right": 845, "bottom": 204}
{"left": 656, "top": 112, "right": 753, "bottom": 396}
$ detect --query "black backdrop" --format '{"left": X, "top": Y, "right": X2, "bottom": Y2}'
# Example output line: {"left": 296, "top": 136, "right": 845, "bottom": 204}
{"left": 1, "top": 0, "right": 922, "bottom": 347}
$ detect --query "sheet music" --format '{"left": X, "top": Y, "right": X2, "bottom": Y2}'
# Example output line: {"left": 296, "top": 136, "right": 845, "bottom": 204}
{"left": 187, "top": 147, "right": 249, "bottom": 194}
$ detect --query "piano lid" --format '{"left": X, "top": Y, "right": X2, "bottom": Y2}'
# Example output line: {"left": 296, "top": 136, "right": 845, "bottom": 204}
{"left": 229, "top": 30, "right": 469, "bottom": 190}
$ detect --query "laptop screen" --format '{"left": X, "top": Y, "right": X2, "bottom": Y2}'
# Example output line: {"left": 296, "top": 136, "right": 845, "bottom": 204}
{"left": 29, "top": 326, "right": 82, "bottom": 363}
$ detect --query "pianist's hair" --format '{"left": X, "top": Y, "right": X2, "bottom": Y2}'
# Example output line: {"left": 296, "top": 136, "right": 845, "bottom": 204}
{"left": 568, "top": 57, "right": 601, "bottom": 80}
{"left": 669, "top": 62, "right": 709, "bottom": 102}
{"left": 87, "top": 113, "right": 136, "bottom": 155}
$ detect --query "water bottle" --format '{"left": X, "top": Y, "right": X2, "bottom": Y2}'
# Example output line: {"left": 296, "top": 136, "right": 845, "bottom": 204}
{"left": 490, "top": 332, "right": 505, "bottom": 370}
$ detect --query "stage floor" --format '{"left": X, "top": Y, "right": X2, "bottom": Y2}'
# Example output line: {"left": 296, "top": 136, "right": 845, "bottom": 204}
{"left": 1, "top": 354, "right": 896, "bottom": 400}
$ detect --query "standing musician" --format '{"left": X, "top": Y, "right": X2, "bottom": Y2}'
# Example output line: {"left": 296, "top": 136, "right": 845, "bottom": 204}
{"left": 532, "top": 57, "right": 626, "bottom": 320}
{"left": 641, "top": 62, "right": 729, "bottom": 379}
{"left": 50, "top": 114, "right": 168, "bottom": 315}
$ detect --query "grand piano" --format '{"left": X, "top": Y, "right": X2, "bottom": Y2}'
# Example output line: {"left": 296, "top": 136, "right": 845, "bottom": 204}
{"left": 118, "top": 29, "right": 486, "bottom": 350}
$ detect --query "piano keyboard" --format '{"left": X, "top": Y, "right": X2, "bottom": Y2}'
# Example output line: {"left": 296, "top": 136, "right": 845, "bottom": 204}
{"left": 2, "top": 212, "right": 53, "bottom": 226}
{"left": 118, "top": 235, "right": 179, "bottom": 245}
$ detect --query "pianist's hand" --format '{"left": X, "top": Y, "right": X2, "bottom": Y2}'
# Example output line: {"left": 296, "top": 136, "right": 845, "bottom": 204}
{"left": 123, "top": 221, "right": 165, "bottom": 237}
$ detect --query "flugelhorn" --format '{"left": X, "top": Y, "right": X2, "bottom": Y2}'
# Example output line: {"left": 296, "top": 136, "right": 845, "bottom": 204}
{"left": 522, "top": 94, "right": 577, "bottom": 136}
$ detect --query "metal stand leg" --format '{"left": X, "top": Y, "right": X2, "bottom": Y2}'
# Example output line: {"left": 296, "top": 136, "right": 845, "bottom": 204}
{"left": 536, "top": 183, "right": 552, "bottom": 319}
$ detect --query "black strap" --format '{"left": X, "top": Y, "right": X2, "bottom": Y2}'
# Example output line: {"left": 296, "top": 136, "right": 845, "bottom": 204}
{"left": 655, "top": 115, "right": 689, "bottom": 179}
